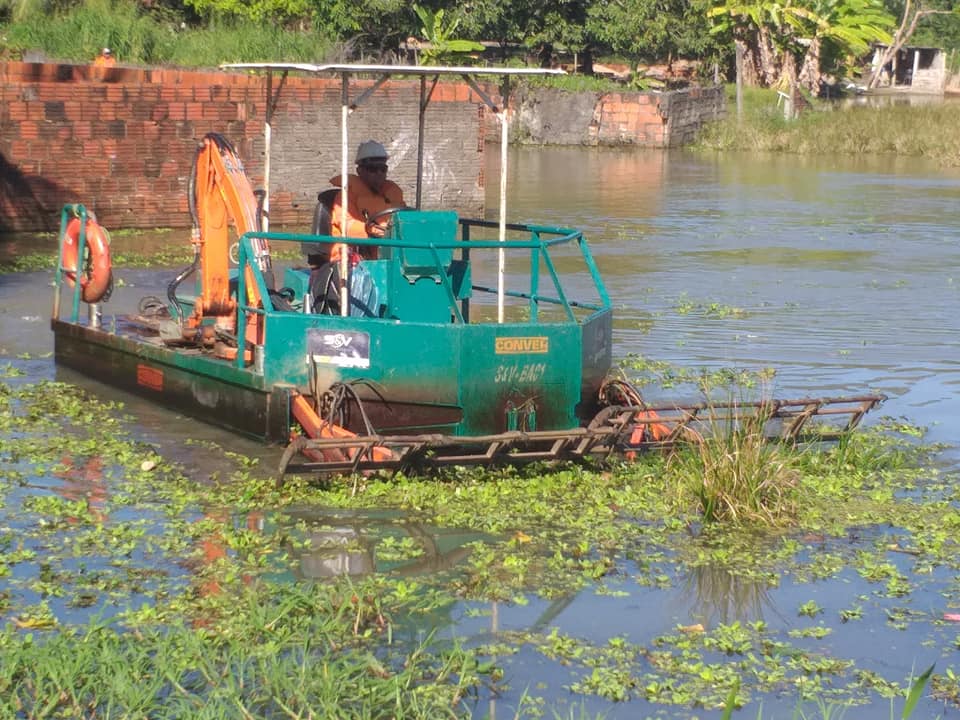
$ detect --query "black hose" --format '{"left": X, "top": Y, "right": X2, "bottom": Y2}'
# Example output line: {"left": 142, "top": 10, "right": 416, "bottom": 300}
{"left": 320, "top": 381, "right": 382, "bottom": 437}
{"left": 169, "top": 137, "right": 209, "bottom": 329}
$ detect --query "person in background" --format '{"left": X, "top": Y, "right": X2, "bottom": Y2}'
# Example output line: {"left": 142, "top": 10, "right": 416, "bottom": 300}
{"left": 93, "top": 47, "right": 116, "bottom": 67}
{"left": 328, "top": 140, "right": 405, "bottom": 262}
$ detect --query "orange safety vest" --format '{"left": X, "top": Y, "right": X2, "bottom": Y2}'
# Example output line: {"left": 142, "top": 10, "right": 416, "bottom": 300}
{"left": 329, "top": 173, "right": 404, "bottom": 262}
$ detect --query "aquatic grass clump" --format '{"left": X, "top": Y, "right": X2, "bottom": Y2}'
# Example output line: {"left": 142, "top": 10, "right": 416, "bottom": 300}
{"left": 669, "top": 400, "right": 800, "bottom": 526}
{"left": 0, "top": 235, "right": 311, "bottom": 273}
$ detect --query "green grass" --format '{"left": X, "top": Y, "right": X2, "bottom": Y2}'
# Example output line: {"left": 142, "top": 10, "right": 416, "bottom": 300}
{"left": 668, "top": 399, "right": 801, "bottom": 526}
{"left": 696, "top": 85, "right": 960, "bottom": 165}
{"left": 0, "top": 591, "right": 484, "bottom": 718}
{"left": 1, "top": 0, "right": 334, "bottom": 67}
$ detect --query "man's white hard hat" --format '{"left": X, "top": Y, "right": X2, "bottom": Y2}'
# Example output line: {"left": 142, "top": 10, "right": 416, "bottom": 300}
{"left": 102, "top": 47, "right": 112, "bottom": 55}
{"left": 355, "top": 140, "right": 388, "bottom": 164}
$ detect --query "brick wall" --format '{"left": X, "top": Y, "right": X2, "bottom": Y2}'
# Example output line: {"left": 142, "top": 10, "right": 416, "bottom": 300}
{"left": 0, "top": 61, "right": 726, "bottom": 233}
{"left": 0, "top": 62, "right": 485, "bottom": 232}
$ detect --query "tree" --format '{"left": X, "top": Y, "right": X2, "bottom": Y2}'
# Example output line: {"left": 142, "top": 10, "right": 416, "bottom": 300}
{"left": 709, "top": 0, "right": 807, "bottom": 87}
{"left": 411, "top": 4, "right": 483, "bottom": 64}
{"left": 308, "top": 0, "right": 414, "bottom": 58}
{"left": 587, "top": 0, "right": 720, "bottom": 64}
{"left": 867, "top": 0, "right": 958, "bottom": 88}
{"left": 183, "top": 0, "right": 310, "bottom": 24}
{"left": 709, "top": 0, "right": 894, "bottom": 93}
{"left": 797, "top": 0, "right": 894, "bottom": 92}
{"left": 452, "top": 0, "right": 591, "bottom": 68}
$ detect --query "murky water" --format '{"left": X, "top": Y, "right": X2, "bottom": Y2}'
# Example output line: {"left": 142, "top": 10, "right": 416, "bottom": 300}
{"left": 2, "top": 147, "right": 960, "bottom": 718}
{"left": 495, "top": 147, "right": 960, "bottom": 457}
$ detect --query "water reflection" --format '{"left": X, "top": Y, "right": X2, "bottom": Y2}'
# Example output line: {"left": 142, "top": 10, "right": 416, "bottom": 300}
{"left": 297, "top": 526, "right": 375, "bottom": 577}
{"left": 681, "top": 564, "right": 776, "bottom": 627}
{"left": 53, "top": 454, "right": 108, "bottom": 525}
{"left": 281, "top": 509, "right": 485, "bottom": 580}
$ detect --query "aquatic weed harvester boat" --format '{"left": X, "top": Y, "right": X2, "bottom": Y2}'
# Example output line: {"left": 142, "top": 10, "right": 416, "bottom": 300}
{"left": 50, "top": 64, "right": 884, "bottom": 482}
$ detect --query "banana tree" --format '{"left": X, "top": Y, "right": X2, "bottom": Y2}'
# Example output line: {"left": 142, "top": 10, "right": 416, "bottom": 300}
{"left": 412, "top": 4, "right": 484, "bottom": 65}
{"left": 795, "top": 0, "right": 893, "bottom": 92}
{"left": 709, "top": 0, "right": 811, "bottom": 87}
{"left": 710, "top": 0, "right": 893, "bottom": 92}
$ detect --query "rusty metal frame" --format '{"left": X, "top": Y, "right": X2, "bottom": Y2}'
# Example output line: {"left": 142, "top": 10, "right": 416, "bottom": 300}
{"left": 277, "top": 394, "right": 886, "bottom": 483}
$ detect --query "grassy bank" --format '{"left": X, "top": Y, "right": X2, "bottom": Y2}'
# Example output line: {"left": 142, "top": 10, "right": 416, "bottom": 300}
{"left": 0, "top": 0, "right": 333, "bottom": 66}
{"left": 696, "top": 86, "right": 960, "bottom": 166}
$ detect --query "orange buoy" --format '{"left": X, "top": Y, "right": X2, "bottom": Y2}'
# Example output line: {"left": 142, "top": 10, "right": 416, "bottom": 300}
{"left": 62, "top": 217, "right": 112, "bottom": 303}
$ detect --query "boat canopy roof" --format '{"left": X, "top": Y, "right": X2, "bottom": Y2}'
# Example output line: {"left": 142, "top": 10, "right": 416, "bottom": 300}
{"left": 219, "top": 62, "right": 560, "bottom": 320}
{"left": 220, "top": 62, "right": 565, "bottom": 79}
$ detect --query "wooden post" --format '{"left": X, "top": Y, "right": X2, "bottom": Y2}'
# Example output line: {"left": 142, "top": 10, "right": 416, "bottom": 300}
{"left": 735, "top": 42, "right": 744, "bottom": 122}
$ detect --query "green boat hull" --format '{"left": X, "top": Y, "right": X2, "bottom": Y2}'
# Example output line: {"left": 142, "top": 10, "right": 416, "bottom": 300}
{"left": 52, "top": 209, "right": 614, "bottom": 446}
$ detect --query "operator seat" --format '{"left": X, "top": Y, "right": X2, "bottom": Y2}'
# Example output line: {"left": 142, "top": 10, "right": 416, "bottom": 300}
{"left": 304, "top": 188, "right": 339, "bottom": 266}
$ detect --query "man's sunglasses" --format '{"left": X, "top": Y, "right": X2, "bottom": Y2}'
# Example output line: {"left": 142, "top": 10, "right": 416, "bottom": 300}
{"left": 361, "top": 163, "right": 388, "bottom": 173}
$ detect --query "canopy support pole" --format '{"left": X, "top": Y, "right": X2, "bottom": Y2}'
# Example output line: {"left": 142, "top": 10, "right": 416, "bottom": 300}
{"left": 260, "top": 70, "right": 287, "bottom": 232}
{"left": 339, "top": 74, "right": 350, "bottom": 317}
{"left": 415, "top": 75, "right": 439, "bottom": 209}
{"left": 497, "top": 78, "right": 511, "bottom": 324}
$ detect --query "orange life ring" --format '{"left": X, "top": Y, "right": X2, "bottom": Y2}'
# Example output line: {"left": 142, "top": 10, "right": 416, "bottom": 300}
{"left": 62, "top": 217, "right": 112, "bottom": 303}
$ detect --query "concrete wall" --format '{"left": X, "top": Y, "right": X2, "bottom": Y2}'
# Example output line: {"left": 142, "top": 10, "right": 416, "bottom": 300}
{"left": 0, "top": 62, "right": 485, "bottom": 232}
{"left": 505, "top": 85, "right": 726, "bottom": 147}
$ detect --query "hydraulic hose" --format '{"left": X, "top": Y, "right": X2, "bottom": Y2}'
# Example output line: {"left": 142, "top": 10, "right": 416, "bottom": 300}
{"left": 167, "top": 141, "right": 205, "bottom": 328}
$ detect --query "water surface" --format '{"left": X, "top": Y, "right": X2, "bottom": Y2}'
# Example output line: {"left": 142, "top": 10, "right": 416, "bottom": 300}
{"left": 2, "top": 146, "right": 959, "bottom": 718}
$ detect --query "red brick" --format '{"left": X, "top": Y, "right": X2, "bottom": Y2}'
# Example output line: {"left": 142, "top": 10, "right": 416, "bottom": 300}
{"left": 7, "top": 102, "right": 28, "bottom": 121}
{"left": 10, "top": 140, "right": 30, "bottom": 160}
{"left": 167, "top": 102, "right": 186, "bottom": 121}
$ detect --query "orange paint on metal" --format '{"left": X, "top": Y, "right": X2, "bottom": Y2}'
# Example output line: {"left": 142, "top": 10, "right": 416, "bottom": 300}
{"left": 625, "top": 409, "right": 671, "bottom": 460}
{"left": 136, "top": 364, "right": 164, "bottom": 391}
{"left": 290, "top": 394, "right": 392, "bottom": 463}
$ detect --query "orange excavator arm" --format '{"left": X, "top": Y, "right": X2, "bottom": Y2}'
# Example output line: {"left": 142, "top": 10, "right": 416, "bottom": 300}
{"left": 191, "top": 133, "right": 272, "bottom": 323}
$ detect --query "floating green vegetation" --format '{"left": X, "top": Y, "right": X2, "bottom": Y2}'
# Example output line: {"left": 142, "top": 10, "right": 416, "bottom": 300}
{"left": 675, "top": 292, "right": 748, "bottom": 319}
{"left": 1, "top": 375, "right": 959, "bottom": 717}
{"left": 619, "top": 352, "right": 775, "bottom": 391}
{"left": 0, "top": 235, "right": 307, "bottom": 273}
